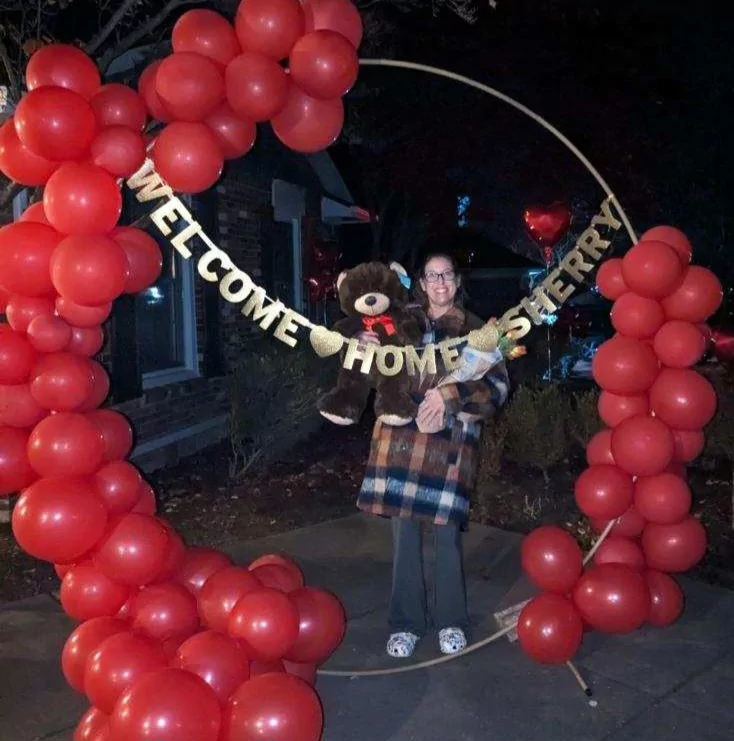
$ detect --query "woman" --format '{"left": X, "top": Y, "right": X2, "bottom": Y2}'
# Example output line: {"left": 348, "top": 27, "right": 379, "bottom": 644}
{"left": 357, "top": 254, "right": 510, "bottom": 658}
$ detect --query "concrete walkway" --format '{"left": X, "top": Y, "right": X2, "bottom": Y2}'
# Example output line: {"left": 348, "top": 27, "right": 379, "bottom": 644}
{"left": 2, "top": 514, "right": 733, "bottom": 741}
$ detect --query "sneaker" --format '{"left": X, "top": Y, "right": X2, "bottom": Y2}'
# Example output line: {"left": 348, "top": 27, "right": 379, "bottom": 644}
{"left": 438, "top": 627, "right": 467, "bottom": 655}
{"left": 386, "top": 632, "right": 419, "bottom": 658}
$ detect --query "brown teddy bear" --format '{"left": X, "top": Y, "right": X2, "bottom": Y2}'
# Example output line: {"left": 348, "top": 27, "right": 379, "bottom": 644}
{"left": 317, "top": 261, "right": 422, "bottom": 426}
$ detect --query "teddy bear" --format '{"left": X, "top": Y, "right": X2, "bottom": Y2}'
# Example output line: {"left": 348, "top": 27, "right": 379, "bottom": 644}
{"left": 317, "top": 261, "right": 422, "bottom": 427}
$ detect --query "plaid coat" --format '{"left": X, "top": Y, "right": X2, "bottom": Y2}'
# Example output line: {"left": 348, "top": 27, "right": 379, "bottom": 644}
{"left": 357, "top": 305, "right": 510, "bottom": 526}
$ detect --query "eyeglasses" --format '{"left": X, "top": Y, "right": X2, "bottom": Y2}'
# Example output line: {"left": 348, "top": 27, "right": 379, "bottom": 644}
{"left": 424, "top": 270, "right": 456, "bottom": 283}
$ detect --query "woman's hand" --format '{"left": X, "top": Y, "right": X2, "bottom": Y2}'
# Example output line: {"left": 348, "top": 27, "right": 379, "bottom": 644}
{"left": 357, "top": 330, "right": 380, "bottom": 349}
{"left": 417, "top": 388, "right": 447, "bottom": 430}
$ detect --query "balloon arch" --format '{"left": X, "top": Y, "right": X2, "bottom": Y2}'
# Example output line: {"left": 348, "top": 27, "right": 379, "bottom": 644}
{"left": 0, "top": 0, "right": 725, "bottom": 739}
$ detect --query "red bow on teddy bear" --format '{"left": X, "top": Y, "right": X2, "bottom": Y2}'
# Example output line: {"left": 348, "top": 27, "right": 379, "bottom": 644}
{"left": 362, "top": 315, "right": 397, "bottom": 336}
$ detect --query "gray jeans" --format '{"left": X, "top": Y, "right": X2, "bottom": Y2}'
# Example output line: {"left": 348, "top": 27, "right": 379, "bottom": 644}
{"left": 388, "top": 517, "right": 469, "bottom": 637}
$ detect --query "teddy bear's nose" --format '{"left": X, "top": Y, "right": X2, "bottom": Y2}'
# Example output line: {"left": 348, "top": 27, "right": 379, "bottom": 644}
{"left": 364, "top": 295, "right": 377, "bottom": 306}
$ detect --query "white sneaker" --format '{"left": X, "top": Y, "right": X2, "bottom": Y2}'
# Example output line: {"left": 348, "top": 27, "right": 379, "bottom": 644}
{"left": 386, "top": 632, "right": 419, "bottom": 658}
{"left": 438, "top": 627, "right": 467, "bottom": 655}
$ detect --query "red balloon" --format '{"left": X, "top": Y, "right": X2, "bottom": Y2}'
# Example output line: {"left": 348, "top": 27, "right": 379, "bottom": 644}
{"left": 152, "top": 122, "right": 224, "bottom": 194}
{"left": 662, "top": 266, "right": 723, "bottom": 323}
{"left": 94, "top": 461, "right": 143, "bottom": 515}
{"left": 611, "top": 293, "right": 665, "bottom": 339}
{"left": 176, "top": 547, "right": 233, "bottom": 595}
{"left": 67, "top": 325, "right": 105, "bottom": 357}
{"left": 56, "top": 296, "right": 112, "bottom": 327}
{"left": 199, "top": 565, "right": 262, "bottom": 632}
{"left": 228, "top": 588, "right": 300, "bottom": 661}
{"left": 639, "top": 226, "right": 692, "bottom": 265}
{"left": 610, "top": 414, "right": 674, "bottom": 477}
{"left": 0, "top": 221, "right": 62, "bottom": 297}
{"left": 225, "top": 53, "right": 289, "bottom": 123}
{"left": 30, "top": 353, "right": 95, "bottom": 411}
{"left": 235, "top": 0, "right": 305, "bottom": 61}
{"left": 85, "top": 632, "right": 168, "bottom": 714}
{"left": 520, "top": 526, "right": 583, "bottom": 594}
{"left": 44, "top": 163, "right": 122, "bottom": 236}
{"left": 26, "top": 44, "right": 100, "bottom": 99}
{"left": 90, "top": 126, "right": 146, "bottom": 178}
{"left": 27, "top": 314, "right": 72, "bottom": 353}
{"left": 271, "top": 83, "right": 344, "bottom": 153}
{"left": 251, "top": 563, "right": 303, "bottom": 593}
{"left": 111, "top": 227, "right": 163, "bottom": 294}
{"left": 589, "top": 505, "right": 647, "bottom": 538}
{"left": 137, "top": 61, "right": 171, "bottom": 122}
{"left": 0, "top": 382, "right": 47, "bottom": 428}
{"left": 645, "top": 570, "right": 684, "bottom": 626}
{"left": 672, "top": 428, "right": 705, "bottom": 462}
{"left": 597, "top": 391, "right": 649, "bottom": 428}
{"left": 586, "top": 428, "right": 615, "bottom": 466}
{"left": 250, "top": 660, "right": 285, "bottom": 677}
{"left": 51, "top": 234, "right": 128, "bottom": 306}
{"left": 14, "top": 87, "right": 96, "bottom": 161}
{"left": 650, "top": 368, "right": 717, "bottom": 430}
{"left": 574, "top": 464, "right": 634, "bottom": 520}
{"left": 0, "top": 427, "right": 36, "bottom": 496}
{"left": 174, "top": 630, "right": 250, "bottom": 703}
{"left": 596, "top": 258, "right": 627, "bottom": 300}
{"left": 223, "top": 672, "right": 323, "bottom": 741}
{"left": 19, "top": 200, "right": 52, "bottom": 225}
{"left": 86, "top": 409, "right": 133, "bottom": 462}
{"left": 517, "top": 593, "right": 583, "bottom": 665}
{"left": 634, "top": 472, "right": 692, "bottom": 524}
{"left": 12, "top": 477, "right": 107, "bottom": 563}
{"left": 5, "top": 294, "right": 55, "bottom": 332}
{"left": 666, "top": 460, "right": 688, "bottom": 479}
{"left": 74, "top": 360, "right": 110, "bottom": 412}
{"left": 61, "top": 563, "right": 131, "bottom": 621}
{"left": 290, "top": 30, "right": 359, "bottom": 100}
{"left": 90, "top": 83, "right": 147, "bottom": 131}
{"left": 131, "top": 481, "right": 157, "bottom": 515}
{"left": 653, "top": 320, "right": 706, "bottom": 368}
{"left": 131, "top": 582, "right": 199, "bottom": 643}
{"left": 249, "top": 554, "right": 305, "bottom": 586}
{"left": 283, "top": 660, "right": 317, "bottom": 686}
{"left": 28, "top": 411, "right": 104, "bottom": 476}
{"left": 285, "top": 587, "right": 346, "bottom": 664}
{"left": 172, "top": 9, "right": 241, "bottom": 66}
{"left": 108, "top": 668, "right": 221, "bottom": 741}
{"left": 0, "top": 119, "right": 57, "bottom": 185}
{"left": 62, "top": 617, "right": 127, "bottom": 692}
{"left": 154, "top": 523, "right": 187, "bottom": 583}
{"left": 204, "top": 103, "right": 257, "bottom": 159}
{"left": 593, "top": 536, "right": 645, "bottom": 570}
{"left": 621, "top": 241, "right": 684, "bottom": 299}
{"left": 592, "top": 336, "right": 660, "bottom": 395}
{"left": 156, "top": 52, "right": 226, "bottom": 121}
{"left": 642, "top": 515, "right": 707, "bottom": 572}
{"left": 303, "top": 0, "right": 364, "bottom": 48}
{"left": 0, "top": 327, "right": 37, "bottom": 384}
{"left": 74, "top": 706, "right": 109, "bottom": 741}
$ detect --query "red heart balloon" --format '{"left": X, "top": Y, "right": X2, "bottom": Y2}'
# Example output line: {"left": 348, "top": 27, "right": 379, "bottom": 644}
{"left": 524, "top": 201, "right": 572, "bottom": 250}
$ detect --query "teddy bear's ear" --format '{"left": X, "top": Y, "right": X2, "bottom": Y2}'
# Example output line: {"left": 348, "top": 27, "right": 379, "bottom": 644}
{"left": 389, "top": 261, "right": 411, "bottom": 290}
{"left": 336, "top": 270, "right": 349, "bottom": 291}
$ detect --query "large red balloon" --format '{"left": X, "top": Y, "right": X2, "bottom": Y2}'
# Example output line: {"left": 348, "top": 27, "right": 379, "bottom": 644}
{"left": 271, "top": 83, "right": 344, "bottom": 153}
{"left": 152, "top": 122, "right": 224, "bottom": 193}
{"left": 172, "top": 9, "right": 241, "bottom": 67}
{"left": 645, "top": 570, "right": 685, "bottom": 626}
{"left": 14, "top": 86, "right": 96, "bottom": 161}
{"left": 27, "top": 412, "right": 104, "bottom": 476}
{"left": 108, "top": 668, "right": 221, "bottom": 741}
{"left": 641, "top": 516, "right": 707, "bottom": 572}
{"left": 653, "top": 320, "right": 706, "bottom": 368}
{"left": 592, "top": 536, "right": 645, "bottom": 570}
{"left": 132, "top": 481, "right": 157, "bottom": 515}
{"left": 0, "top": 119, "right": 57, "bottom": 185}
{"left": 572, "top": 563, "right": 649, "bottom": 633}
{"left": 662, "top": 266, "right": 723, "bottom": 323}
{"left": 635, "top": 473, "right": 692, "bottom": 524}
{"left": 611, "top": 293, "right": 665, "bottom": 339}
{"left": 228, "top": 588, "right": 300, "bottom": 661}
{"left": 86, "top": 409, "right": 133, "bottom": 462}
{"left": 30, "top": 352, "right": 95, "bottom": 411}
{"left": 90, "top": 126, "right": 146, "bottom": 178}
{"left": 0, "top": 382, "right": 47, "bottom": 428}
{"left": 290, "top": 30, "right": 359, "bottom": 100}
{"left": 199, "top": 565, "right": 262, "bottom": 633}
{"left": 12, "top": 477, "right": 107, "bottom": 564}
{"left": 597, "top": 391, "right": 649, "bottom": 428}
{"left": 621, "top": 241, "right": 684, "bottom": 299}
{"left": 650, "top": 368, "right": 717, "bottom": 430}
{"left": 153, "top": 528, "right": 187, "bottom": 586}
{"left": 517, "top": 593, "right": 583, "bottom": 665}
{"left": 27, "top": 314, "right": 72, "bottom": 353}
{"left": 0, "top": 221, "right": 61, "bottom": 297}
{"left": 156, "top": 52, "right": 226, "bottom": 121}
{"left": 51, "top": 234, "right": 128, "bottom": 306}
{"left": 174, "top": 631, "right": 250, "bottom": 703}
{"left": 639, "top": 226, "right": 692, "bottom": 265}
{"left": 204, "top": 103, "right": 257, "bottom": 159}
{"left": 94, "top": 461, "right": 143, "bottom": 515}
{"left": 520, "top": 525, "right": 583, "bottom": 594}
{"left": 131, "top": 582, "right": 200, "bottom": 644}
{"left": 589, "top": 505, "right": 647, "bottom": 539}
{"left": 223, "top": 672, "right": 323, "bottom": 741}
{"left": 5, "top": 295, "right": 55, "bottom": 333}
{"left": 574, "top": 464, "right": 634, "bottom": 520}
{"left": 176, "top": 547, "right": 233, "bottom": 596}
{"left": 586, "top": 428, "right": 615, "bottom": 466}
{"left": 56, "top": 296, "right": 112, "bottom": 327}
{"left": 26, "top": 44, "right": 100, "bottom": 99}
{"left": 285, "top": 587, "right": 346, "bottom": 664}
{"left": 596, "top": 258, "right": 627, "bottom": 300}
{"left": 90, "top": 83, "right": 147, "bottom": 131}
{"left": 225, "top": 52, "right": 289, "bottom": 122}
{"left": 61, "top": 563, "right": 131, "bottom": 621}
{"left": 67, "top": 325, "right": 105, "bottom": 357}
{"left": 75, "top": 360, "right": 110, "bottom": 412}
{"left": 44, "top": 163, "right": 123, "bottom": 235}
{"left": 74, "top": 706, "right": 109, "bottom": 741}
{"left": 249, "top": 553, "right": 305, "bottom": 585}
{"left": 85, "top": 632, "right": 168, "bottom": 714}
{"left": 303, "top": 0, "right": 364, "bottom": 48}
{"left": 62, "top": 617, "right": 127, "bottom": 692}
{"left": 672, "top": 428, "right": 705, "bottom": 462}
{"left": 0, "top": 327, "right": 37, "bottom": 384}
{"left": 235, "top": 0, "right": 305, "bottom": 61}
{"left": 592, "top": 336, "right": 659, "bottom": 395}
{"left": 137, "top": 61, "right": 171, "bottom": 122}
{"left": 0, "top": 427, "right": 36, "bottom": 496}
{"left": 111, "top": 227, "right": 163, "bottom": 294}
{"left": 610, "top": 414, "right": 674, "bottom": 477}
{"left": 251, "top": 563, "right": 303, "bottom": 593}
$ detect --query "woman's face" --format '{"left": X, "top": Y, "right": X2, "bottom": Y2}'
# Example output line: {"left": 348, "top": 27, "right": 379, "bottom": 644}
{"left": 420, "top": 256, "right": 458, "bottom": 310}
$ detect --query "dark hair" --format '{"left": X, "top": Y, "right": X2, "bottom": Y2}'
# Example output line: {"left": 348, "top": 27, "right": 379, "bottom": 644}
{"left": 411, "top": 252, "right": 466, "bottom": 309}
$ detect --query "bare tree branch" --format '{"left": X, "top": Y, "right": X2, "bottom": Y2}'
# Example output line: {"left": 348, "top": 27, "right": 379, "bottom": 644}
{"left": 84, "top": 0, "right": 141, "bottom": 56}
{"left": 0, "top": 33, "right": 21, "bottom": 102}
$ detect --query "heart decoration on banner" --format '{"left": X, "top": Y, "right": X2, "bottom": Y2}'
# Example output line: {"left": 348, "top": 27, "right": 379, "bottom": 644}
{"left": 523, "top": 201, "right": 572, "bottom": 264}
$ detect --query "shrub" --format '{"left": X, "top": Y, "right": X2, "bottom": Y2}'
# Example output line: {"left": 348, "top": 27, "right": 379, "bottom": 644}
{"left": 566, "top": 387, "right": 604, "bottom": 452}
{"left": 476, "top": 413, "right": 508, "bottom": 482}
